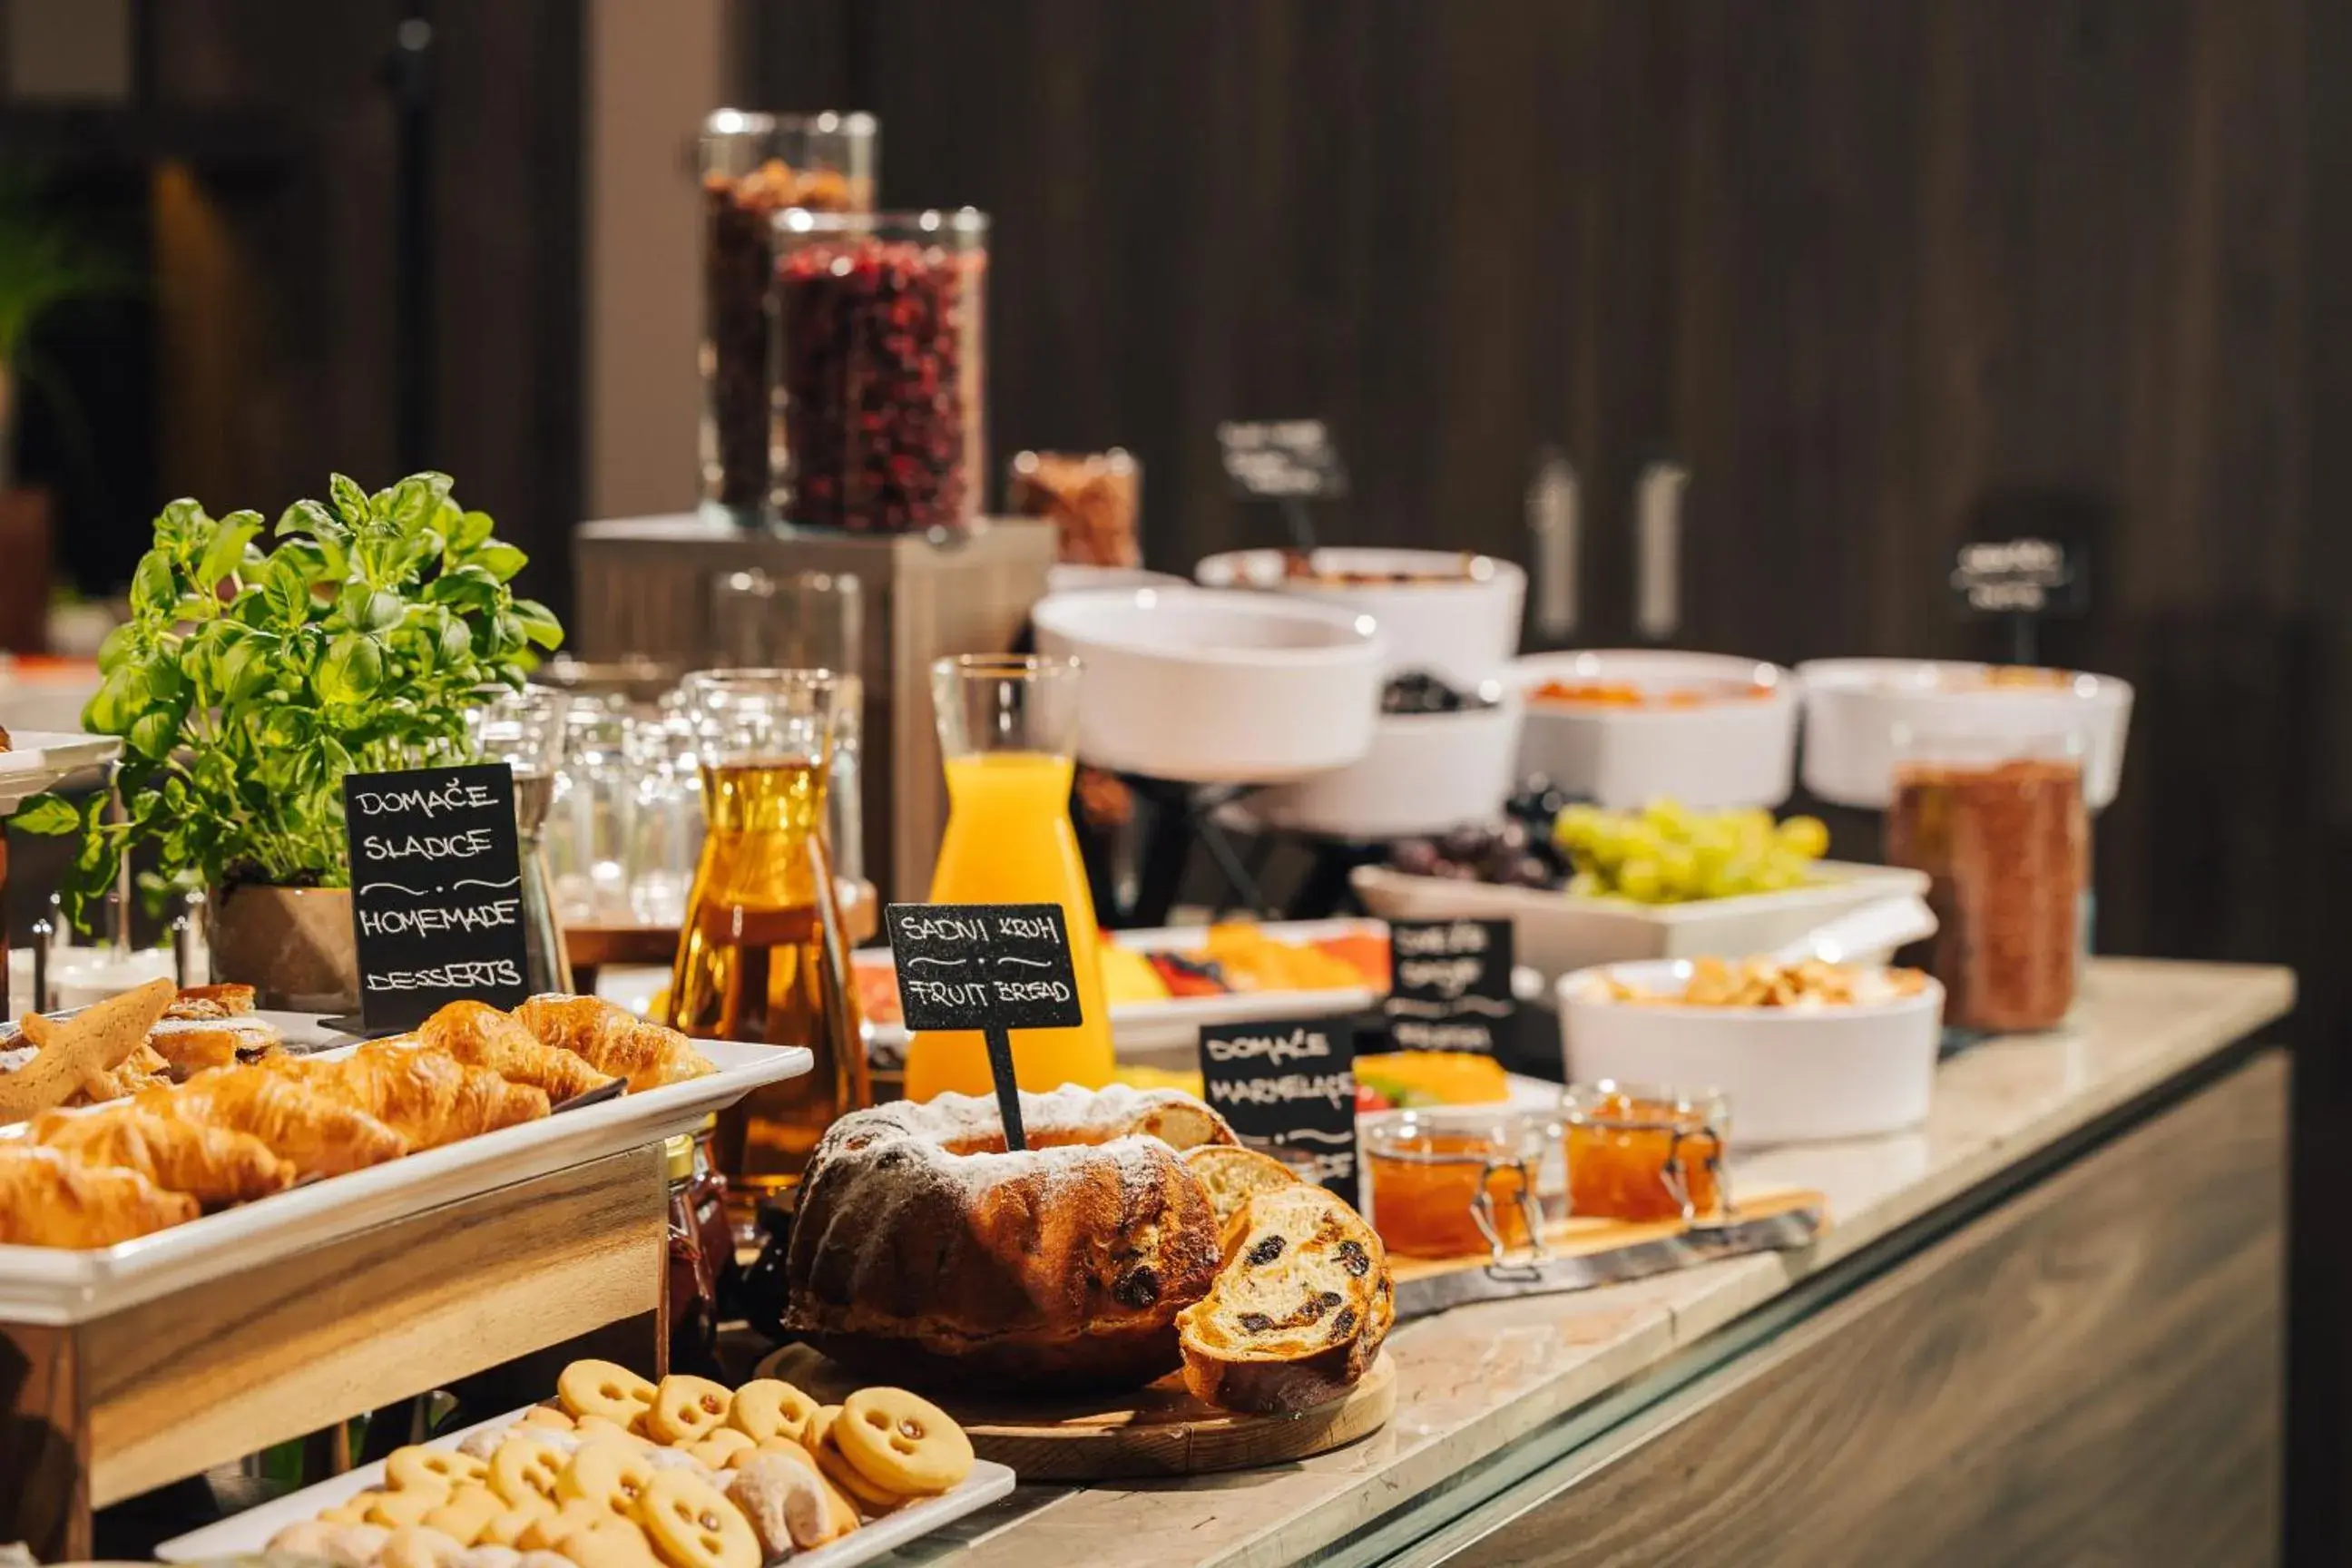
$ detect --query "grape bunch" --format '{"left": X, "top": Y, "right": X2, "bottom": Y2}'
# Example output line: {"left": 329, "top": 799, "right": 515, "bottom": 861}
{"left": 1551, "top": 799, "right": 1831, "bottom": 903}
{"left": 1387, "top": 780, "right": 1577, "bottom": 887}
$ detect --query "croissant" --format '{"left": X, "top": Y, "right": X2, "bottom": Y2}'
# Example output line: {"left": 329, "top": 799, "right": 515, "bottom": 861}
{"left": 416, "top": 1001, "right": 616, "bottom": 1102}
{"left": 74, "top": 1044, "right": 176, "bottom": 1104}
{"left": 33, "top": 1105, "right": 297, "bottom": 1205}
{"left": 281, "top": 1043, "right": 551, "bottom": 1149}
{"left": 0, "top": 1145, "right": 198, "bottom": 1248}
{"left": 514, "top": 995, "right": 713, "bottom": 1093}
{"left": 166, "top": 982, "right": 259, "bottom": 1019}
{"left": 139, "top": 1066, "right": 410, "bottom": 1177}
{"left": 145, "top": 1015, "right": 283, "bottom": 1080}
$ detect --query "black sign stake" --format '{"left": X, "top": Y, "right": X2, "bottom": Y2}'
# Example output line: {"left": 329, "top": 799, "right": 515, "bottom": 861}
{"left": 1385, "top": 918, "right": 1514, "bottom": 1054}
{"left": 1218, "top": 418, "right": 1348, "bottom": 554}
{"left": 885, "top": 901, "right": 1086, "bottom": 1154}
{"left": 343, "top": 762, "right": 534, "bottom": 1033}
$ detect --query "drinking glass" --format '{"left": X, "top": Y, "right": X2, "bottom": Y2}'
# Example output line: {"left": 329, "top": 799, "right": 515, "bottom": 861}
{"left": 549, "top": 700, "right": 638, "bottom": 924}
{"left": 671, "top": 669, "right": 867, "bottom": 1210}
{"left": 710, "top": 568, "right": 867, "bottom": 882}
{"left": 903, "top": 654, "right": 1113, "bottom": 1100}
{"left": 467, "top": 684, "right": 574, "bottom": 995}
{"left": 624, "top": 715, "right": 704, "bottom": 927}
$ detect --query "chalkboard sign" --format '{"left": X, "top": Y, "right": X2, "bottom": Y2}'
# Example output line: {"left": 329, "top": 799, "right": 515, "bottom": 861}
{"left": 1949, "top": 536, "right": 2086, "bottom": 617}
{"left": 1216, "top": 418, "right": 1348, "bottom": 501}
{"left": 1385, "top": 918, "right": 1514, "bottom": 1054}
{"left": 1198, "top": 1015, "right": 1358, "bottom": 1207}
{"left": 343, "top": 763, "right": 533, "bottom": 1032}
{"left": 884, "top": 901, "right": 1085, "bottom": 1150}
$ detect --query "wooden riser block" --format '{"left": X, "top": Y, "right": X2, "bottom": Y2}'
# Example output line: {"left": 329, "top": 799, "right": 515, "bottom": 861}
{"left": 1, "top": 1144, "right": 667, "bottom": 1558}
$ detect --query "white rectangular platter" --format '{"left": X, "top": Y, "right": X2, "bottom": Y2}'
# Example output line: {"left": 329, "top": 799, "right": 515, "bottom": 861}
{"left": 861, "top": 916, "right": 1386, "bottom": 1059}
{"left": 156, "top": 1405, "right": 1016, "bottom": 1567}
{"left": 0, "top": 1033, "right": 811, "bottom": 1326}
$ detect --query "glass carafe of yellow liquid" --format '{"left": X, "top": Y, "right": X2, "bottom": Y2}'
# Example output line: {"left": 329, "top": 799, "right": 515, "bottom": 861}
{"left": 669, "top": 669, "right": 868, "bottom": 1214}
{"left": 903, "top": 654, "right": 1115, "bottom": 1100}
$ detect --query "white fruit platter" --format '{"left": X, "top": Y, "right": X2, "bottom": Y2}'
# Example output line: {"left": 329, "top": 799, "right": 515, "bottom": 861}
{"left": 0, "top": 1031, "right": 811, "bottom": 1325}
{"left": 0, "top": 730, "right": 122, "bottom": 813}
{"left": 156, "top": 1403, "right": 1017, "bottom": 1568}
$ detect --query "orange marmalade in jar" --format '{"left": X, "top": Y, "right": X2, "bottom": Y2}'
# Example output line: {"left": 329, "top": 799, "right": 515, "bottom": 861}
{"left": 1363, "top": 1108, "right": 1545, "bottom": 1259}
{"left": 1561, "top": 1083, "right": 1729, "bottom": 1223}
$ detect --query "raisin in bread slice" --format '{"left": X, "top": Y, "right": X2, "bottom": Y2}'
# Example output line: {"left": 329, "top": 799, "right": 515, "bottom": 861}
{"left": 1181, "top": 1143, "right": 1299, "bottom": 1230}
{"left": 1176, "top": 1184, "right": 1393, "bottom": 1414}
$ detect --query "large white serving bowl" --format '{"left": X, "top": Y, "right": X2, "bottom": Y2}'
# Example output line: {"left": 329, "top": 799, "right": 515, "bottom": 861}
{"left": 1195, "top": 547, "right": 1525, "bottom": 683}
{"left": 1351, "top": 860, "right": 1931, "bottom": 985}
{"left": 1249, "top": 684, "right": 1524, "bottom": 839}
{"left": 1511, "top": 650, "right": 1798, "bottom": 809}
{"left": 1797, "top": 658, "right": 2133, "bottom": 810}
{"left": 1558, "top": 957, "right": 1945, "bottom": 1145}
{"left": 1032, "top": 584, "right": 1386, "bottom": 783}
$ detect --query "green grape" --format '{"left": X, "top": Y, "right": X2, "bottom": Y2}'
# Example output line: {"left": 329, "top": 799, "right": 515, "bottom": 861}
{"left": 1616, "top": 856, "right": 1664, "bottom": 901}
{"left": 1776, "top": 814, "right": 1830, "bottom": 858}
{"left": 1642, "top": 797, "right": 1691, "bottom": 836}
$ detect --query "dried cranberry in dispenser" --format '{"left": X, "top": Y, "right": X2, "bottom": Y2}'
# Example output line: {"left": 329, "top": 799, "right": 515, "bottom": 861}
{"left": 771, "top": 208, "right": 988, "bottom": 534}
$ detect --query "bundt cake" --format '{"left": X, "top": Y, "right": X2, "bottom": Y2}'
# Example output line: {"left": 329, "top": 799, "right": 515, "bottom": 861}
{"left": 782, "top": 1083, "right": 1238, "bottom": 1391}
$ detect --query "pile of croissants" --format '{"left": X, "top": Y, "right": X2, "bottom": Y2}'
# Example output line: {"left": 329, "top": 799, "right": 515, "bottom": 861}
{"left": 0, "top": 985, "right": 711, "bottom": 1250}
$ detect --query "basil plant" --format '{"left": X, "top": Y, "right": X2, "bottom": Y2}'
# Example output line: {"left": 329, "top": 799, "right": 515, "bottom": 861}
{"left": 17, "top": 472, "right": 562, "bottom": 929}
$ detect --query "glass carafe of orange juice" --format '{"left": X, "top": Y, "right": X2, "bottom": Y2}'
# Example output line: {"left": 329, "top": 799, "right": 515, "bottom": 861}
{"left": 669, "top": 669, "right": 868, "bottom": 1213}
{"left": 903, "top": 654, "right": 1115, "bottom": 1099}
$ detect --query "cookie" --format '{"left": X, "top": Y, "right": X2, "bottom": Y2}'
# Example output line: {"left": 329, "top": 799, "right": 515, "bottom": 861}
{"left": 723, "top": 1379, "right": 818, "bottom": 1446}
{"left": 636, "top": 1469, "right": 760, "bottom": 1568}
{"left": 556, "top": 1437, "right": 660, "bottom": 1520}
{"left": 643, "top": 1375, "right": 733, "bottom": 1446}
{"left": 521, "top": 1405, "right": 577, "bottom": 1433}
{"left": 369, "top": 1488, "right": 452, "bottom": 1529}
{"left": 488, "top": 1437, "right": 567, "bottom": 1508}
{"left": 799, "top": 1406, "right": 841, "bottom": 1455}
{"left": 812, "top": 1427, "right": 905, "bottom": 1515}
{"left": 478, "top": 1501, "right": 553, "bottom": 1549}
{"left": 837, "top": 1387, "right": 974, "bottom": 1495}
{"left": 726, "top": 1450, "right": 846, "bottom": 1555}
{"left": 319, "top": 1491, "right": 385, "bottom": 1527}
{"left": 555, "top": 1515, "right": 663, "bottom": 1568}
{"left": 515, "top": 1501, "right": 609, "bottom": 1552}
{"left": 557, "top": 1359, "right": 659, "bottom": 1426}
{"left": 685, "top": 1430, "right": 753, "bottom": 1469}
{"left": 459, "top": 1549, "right": 523, "bottom": 1568}
{"left": 422, "top": 1484, "right": 505, "bottom": 1546}
{"left": 379, "top": 1526, "right": 470, "bottom": 1568}
{"left": 573, "top": 1415, "right": 655, "bottom": 1452}
{"left": 314, "top": 1524, "right": 393, "bottom": 1568}
{"left": 389, "top": 1446, "right": 490, "bottom": 1494}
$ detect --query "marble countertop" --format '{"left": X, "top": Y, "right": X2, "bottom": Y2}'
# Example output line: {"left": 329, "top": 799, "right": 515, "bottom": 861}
{"left": 887, "top": 957, "right": 2296, "bottom": 1568}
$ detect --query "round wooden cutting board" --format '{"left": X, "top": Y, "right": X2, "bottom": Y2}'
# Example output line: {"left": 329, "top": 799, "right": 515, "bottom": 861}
{"left": 754, "top": 1343, "right": 1396, "bottom": 1481}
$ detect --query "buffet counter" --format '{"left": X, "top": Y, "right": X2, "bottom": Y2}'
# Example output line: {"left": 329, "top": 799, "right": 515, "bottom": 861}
{"left": 910, "top": 957, "right": 2293, "bottom": 1567}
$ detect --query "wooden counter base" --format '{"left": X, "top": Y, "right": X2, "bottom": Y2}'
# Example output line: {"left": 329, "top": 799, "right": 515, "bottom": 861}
{"left": 1451, "top": 1051, "right": 2286, "bottom": 1566}
{"left": 1, "top": 1143, "right": 667, "bottom": 1560}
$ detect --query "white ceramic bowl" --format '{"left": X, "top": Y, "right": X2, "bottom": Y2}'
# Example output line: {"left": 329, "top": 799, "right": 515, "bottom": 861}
{"left": 1511, "top": 650, "right": 1798, "bottom": 809}
{"left": 1031, "top": 585, "right": 1386, "bottom": 783}
{"left": 1558, "top": 957, "right": 1945, "bottom": 1144}
{"left": 1249, "top": 685, "right": 1524, "bottom": 839}
{"left": 1045, "top": 563, "right": 1186, "bottom": 595}
{"left": 1195, "top": 547, "right": 1526, "bottom": 684}
{"left": 1350, "top": 860, "right": 1931, "bottom": 985}
{"left": 1797, "top": 658, "right": 2133, "bottom": 810}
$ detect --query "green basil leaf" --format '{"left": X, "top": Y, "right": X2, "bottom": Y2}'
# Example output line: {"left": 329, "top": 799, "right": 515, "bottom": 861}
{"left": 96, "top": 621, "right": 139, "bottom": 671}
{"left": 317, "top": 632, "right": 385, "bottom": 704}
{"left": 449, "top": 508, "right": 496, "bottom": 554}
{"left": 84, "top": 667, "right": 138, "bottom": 734}
{"left": 328, "top": 474, "right": 374, "bottom": 527}
{"left": 264, "top": 553, "right": 311, "bottom": 627}
{"left": 384, "top": 472, "right": 453, "bottom": 534}
{"left": 130, "top": 550, "right": 179, "bottom": 616}
{"left": 128, "top": 706, "right": 182, "bottom": 759}
{"left": 278, "top": 498, "right": 339, "bottom": 539}
{"left": 197, "top": 511, "right": 263, "bottom": 589}
{"left": 12, "top": 795, "right": 80, "bottom": 835}
{"left": 476, "top": 544, "right": 527, "bottom": 583}
{"left": 436, "top": 612, "right": 473, "bottom": 663}
{"left": 510, "top": 597, "right": 564, "bottom": 651}
{"left": 154, "top": 498, "right": 209, "bottom": 552}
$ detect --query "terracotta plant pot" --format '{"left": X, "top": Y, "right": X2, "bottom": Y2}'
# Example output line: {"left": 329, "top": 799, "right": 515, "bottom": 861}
{"left": 207, "top": 883, "right": 360, "bottom": 1014}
